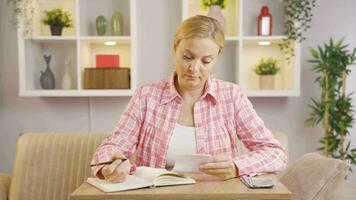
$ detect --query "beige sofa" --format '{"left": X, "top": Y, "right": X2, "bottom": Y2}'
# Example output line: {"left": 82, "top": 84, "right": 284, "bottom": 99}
{"left": 0, "top": 132, "right": 355, "bottom": 200}
{"left": 0, "top": 133, "right": 107, "bottom": 200}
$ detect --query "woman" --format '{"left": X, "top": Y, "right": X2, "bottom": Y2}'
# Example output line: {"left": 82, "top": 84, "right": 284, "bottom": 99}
{"left": 91, "top": 15, "right": 287, "bottom": 183}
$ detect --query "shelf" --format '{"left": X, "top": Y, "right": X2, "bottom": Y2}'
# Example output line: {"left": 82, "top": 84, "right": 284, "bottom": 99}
{"left": 240, "top": 40, "right": 297, "bottom": 92}
{"left": 79, "top": 36, "right": 131, "bottom": 44}
{"left": 22, "top": 40, "right": 78, "bottom": 90}
{"left": 18, "top": 0, "right": 297, "bottom": 97}
{"left": 245, "top": 90, "right": 300, "bottom": 97}
{"left": 30, "top": 36, "right": 132, "bottom": 42}
{"left": 30, "top": 36, "right": 77, "bottom": 42}
{"left": 18, "top": 0, "right": 137, "bottom": 96}
{"left": 242, "top": 36, "right": 286, "bottom": 47}
{"left": 242, "top": 36, "right": 287, "bottom": 41}
{"left": 20, "top": 89, "right": 134, "bottom": 97}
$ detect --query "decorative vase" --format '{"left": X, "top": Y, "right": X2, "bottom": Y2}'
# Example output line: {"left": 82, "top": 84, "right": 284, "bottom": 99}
{"left": 40, "top": 55, "right": 55, "bottom": 89}
{"left": 111, "top": 11, "right": 123, "bottom": 36}
{"left": 257, "top": 6, "right": 273, "bottom": 36}
{"left": 61, "top": 59, "right": 73, "bottom": 89}
{"left": 50, "top": 25, "right": 63, "bottom": 36}
{"left": 207, "top": 5, "right": 226, "bottom": 32}
{"left": 96, "top": 15, "right": 107, "bottom": 36}
{"left": 259, "top": 75, "right": 275, "bottom": 90}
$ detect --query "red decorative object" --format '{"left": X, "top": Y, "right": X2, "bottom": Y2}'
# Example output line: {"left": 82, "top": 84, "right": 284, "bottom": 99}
{"left": 96, "top": 54, "right": 120, "bottom": 68}
{"left": 257, "top": 6, "right": 272, "bottom": 36}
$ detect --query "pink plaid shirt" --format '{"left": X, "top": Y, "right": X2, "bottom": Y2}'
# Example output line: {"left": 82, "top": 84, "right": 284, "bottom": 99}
{"left": 91, "top": 73, "right": 287, "bottom": 177}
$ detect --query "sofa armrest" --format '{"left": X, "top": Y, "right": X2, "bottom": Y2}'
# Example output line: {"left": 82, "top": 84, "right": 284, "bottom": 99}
{"left": 0, "top": 173, "right": 11, "bottom": 200}
{"left": 327, "top": 180, "right": 356, "bottom": 200}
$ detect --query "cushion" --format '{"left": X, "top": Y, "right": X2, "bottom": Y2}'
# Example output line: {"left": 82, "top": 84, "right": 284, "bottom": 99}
{"left": 279, "top": 152, "right": 349, "bottom": 200}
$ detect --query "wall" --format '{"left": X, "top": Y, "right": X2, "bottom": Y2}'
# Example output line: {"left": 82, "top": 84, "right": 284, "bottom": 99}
{"left": 1, "top": 0, "right": 355, "bottom": 183}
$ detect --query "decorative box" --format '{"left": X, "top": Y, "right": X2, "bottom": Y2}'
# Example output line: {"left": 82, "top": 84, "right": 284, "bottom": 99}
{"left": 84, "top": 68, "right": 130, "bottom": 89}
{"left": 96, "top": 54, "right": 120, "bottom": 68}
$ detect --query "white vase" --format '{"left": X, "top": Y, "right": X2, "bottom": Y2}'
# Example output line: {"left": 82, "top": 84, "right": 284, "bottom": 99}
{"left": 62, "top": 60, "right": 73, "bottom": 90}
{"left": 259, "top": 75, "right": 275, "bottom": 90}
{"left": 207, "top": 5, "right": 226, "bottom": 32}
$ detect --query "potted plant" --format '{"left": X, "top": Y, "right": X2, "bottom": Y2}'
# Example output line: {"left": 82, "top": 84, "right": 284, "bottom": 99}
{"left": 201, "top": 0, "right": 227, "bottom": 31}
{"left": 42, "top": 7, "right": 73, "bottom": 36}
{"left": 254, "top": 58, "right": 280, "bottom": 90}
{"left": 279, "top": 0, "right": 316, "bottom": 62}
{"left": 305, "top": 38, "right": 356, "bottom": 166}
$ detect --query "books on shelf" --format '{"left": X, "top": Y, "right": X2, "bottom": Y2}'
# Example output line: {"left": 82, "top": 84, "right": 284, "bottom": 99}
{"left": 87, "top": 166, "right": 196, "bottom": 192}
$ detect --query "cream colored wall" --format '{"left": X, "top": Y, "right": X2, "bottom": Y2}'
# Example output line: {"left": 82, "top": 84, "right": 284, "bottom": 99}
{"left": 0, "top": 0, "right": 355, "bottom": 183}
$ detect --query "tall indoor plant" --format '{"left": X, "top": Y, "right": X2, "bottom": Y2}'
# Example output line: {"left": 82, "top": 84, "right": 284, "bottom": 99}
{"left": 280, "top": 0, "right": 316, "bottom": 62}
{"left": 305, "top": 38, "right": 356, "bottom": 165}
{"left": 201, "top": 0, "right": 227, "bottom": 31}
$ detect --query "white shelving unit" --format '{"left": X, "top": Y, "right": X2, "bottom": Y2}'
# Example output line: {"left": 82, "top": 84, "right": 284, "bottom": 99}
{"left": 18, "top": 0, "right": 137, "bottom": 97}
{"left": 182, "top": 0, "right": 300, "bottom": 97}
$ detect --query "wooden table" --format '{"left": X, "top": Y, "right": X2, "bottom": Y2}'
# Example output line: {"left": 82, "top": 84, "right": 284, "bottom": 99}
{"left": 70, "top": 175, "right": 291, "bottom": 200}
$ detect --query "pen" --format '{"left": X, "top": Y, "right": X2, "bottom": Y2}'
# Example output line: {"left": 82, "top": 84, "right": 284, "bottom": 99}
{"left": 90, "top": 158, "right": 127, "bottom": 167}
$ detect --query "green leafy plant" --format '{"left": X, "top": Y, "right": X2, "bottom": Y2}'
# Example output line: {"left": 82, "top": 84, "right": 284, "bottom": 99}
{"left": 254, "top": 58, "right": 280, "bottom": 75}
{"left": 305, "top": 38, "right": 356, "bottom": 166}
{"left": 201, "top": 0, "right": 226, "bottom": 10}
{"left": 42, "top": 7, "right": 73, "bottom": 28}
{"left": 279, "top": 0, "right": 316, "bottom": 62}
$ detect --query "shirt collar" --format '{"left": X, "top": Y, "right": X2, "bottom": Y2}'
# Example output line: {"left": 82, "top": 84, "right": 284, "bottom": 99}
{"left": 160, "top": 72, "right": 218, "bottom": 105}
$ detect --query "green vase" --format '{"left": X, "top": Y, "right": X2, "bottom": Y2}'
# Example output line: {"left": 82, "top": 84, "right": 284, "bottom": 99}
{"left": 96, "top": 15, "right": 106, "bottom": 36}
{"left": 111, "top": 11, "right": 123, "bottom": 36}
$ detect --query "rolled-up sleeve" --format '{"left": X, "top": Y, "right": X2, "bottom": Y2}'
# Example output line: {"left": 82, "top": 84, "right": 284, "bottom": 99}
{"left": 90, "top": 86, "right": 144, "bottom": 177}
{"left": 233, "top": 90, "right": 287, "bottom": 176}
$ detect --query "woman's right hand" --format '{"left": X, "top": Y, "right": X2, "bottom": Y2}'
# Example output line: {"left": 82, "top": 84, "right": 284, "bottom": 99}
{"left": 100, "top": 153, "right": 131, "bottom": 183}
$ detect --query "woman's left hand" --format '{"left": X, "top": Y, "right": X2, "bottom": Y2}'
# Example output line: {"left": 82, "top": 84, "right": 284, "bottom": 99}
{"left": 199, "top": 155, "right": 238, "bottom": 180}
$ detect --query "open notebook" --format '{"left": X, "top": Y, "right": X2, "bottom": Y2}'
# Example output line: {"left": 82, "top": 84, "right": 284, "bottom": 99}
{"left": 87, "top": 166, "right": 196, "bottom": 192}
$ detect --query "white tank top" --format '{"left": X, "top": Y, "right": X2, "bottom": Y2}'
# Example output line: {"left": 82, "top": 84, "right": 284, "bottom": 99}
{"left": 165, "top": 123, "right": 197, "bottom": 170}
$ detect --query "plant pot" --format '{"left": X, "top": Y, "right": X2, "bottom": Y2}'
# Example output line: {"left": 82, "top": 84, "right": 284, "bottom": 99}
{"left": 50, "top": 25, "right": 63, "bottom": 36}
{"left": 207, "top": 5, "right": 226, "bottom": 32}
{"left": 259, "top": 75, "right": 275, "bottom": 90}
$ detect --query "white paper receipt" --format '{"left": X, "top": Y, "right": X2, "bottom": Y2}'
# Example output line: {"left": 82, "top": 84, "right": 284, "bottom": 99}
{"left": 172, "top": 154, "right": 214, "bottom": 173}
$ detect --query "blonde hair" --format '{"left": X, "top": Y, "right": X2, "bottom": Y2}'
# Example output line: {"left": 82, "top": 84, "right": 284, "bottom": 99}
{"left": 173, "top": 15, "right": 225, "bottom": 53}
